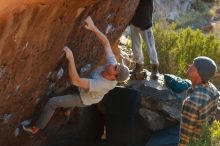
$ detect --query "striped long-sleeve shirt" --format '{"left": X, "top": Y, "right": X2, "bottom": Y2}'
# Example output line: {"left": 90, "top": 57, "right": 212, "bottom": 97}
{"left": 179, "top": 82, "right": 219, "bottom": 146}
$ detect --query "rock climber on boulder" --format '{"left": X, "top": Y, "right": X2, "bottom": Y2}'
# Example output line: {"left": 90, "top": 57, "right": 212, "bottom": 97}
{"left": 22, "top": 16, "right": 129, "bottom": 135}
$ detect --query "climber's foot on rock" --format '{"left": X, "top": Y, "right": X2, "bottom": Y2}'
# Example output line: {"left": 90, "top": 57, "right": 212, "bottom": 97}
{"left": 130, "top": 71, "right": 147, "bottom": 80}
{"left": 22, "top": 125, "right": 39, "bottom": 135}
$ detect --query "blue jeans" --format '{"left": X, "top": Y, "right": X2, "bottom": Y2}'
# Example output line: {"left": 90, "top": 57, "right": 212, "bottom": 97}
{"left": 130, "top": 25, "right": 159, "bottom": 65}
{"left": 36, "top": 94, "right": 85, "bottom": 129}
{"left": 145, "top": 124, "right": 180, "bottom": 146}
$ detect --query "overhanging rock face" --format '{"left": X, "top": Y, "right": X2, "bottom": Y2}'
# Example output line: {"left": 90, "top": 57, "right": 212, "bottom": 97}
{"left": 0, "top": 0, "right": 139, "bottom": 146}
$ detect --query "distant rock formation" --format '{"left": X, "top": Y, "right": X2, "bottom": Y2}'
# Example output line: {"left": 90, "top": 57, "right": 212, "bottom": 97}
{"left": 154, "top": 0, "right": 196, "bottom": 22}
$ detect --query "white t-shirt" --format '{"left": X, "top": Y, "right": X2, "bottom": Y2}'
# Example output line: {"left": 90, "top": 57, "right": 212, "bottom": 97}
{"left": 79, "top": 54, "right": 117, "bottom": 105}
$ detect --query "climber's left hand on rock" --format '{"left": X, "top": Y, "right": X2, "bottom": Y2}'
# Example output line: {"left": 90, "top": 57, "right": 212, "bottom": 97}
{"left": 63, "top": 46, "right": 74, "bottom": 61}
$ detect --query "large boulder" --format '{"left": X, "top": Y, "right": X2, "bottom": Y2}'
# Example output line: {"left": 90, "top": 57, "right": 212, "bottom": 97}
{"left": 127, "top": 71, "right": 182, "bottom": 132}
{"left": 0, "top": 0, "right": 139, "bottom": 146}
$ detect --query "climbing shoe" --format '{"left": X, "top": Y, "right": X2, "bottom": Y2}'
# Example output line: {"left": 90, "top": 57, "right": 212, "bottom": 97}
{"left": 130, "top": 63, "right": 143, "bottom": 74}
{"left": 130, "top": 70, "right": 147, "bottom": 80}
{"left": 151, "top": 64, "right": 159, "bottom": 80}
{"left": 22, "top": 125, "right": 39, "bottom": 135}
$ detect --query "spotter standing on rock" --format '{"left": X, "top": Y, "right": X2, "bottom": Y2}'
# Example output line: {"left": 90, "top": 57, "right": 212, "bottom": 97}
{"left": 23, "top": 16, "right": 129, "bottom": 135}
{"left": 130, "top": 0, "right": 159, "bottom": 80}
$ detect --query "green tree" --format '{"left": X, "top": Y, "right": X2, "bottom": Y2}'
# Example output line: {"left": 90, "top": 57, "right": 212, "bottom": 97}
{"left": 142, "top": 23, "right": 220, "bottom": 77}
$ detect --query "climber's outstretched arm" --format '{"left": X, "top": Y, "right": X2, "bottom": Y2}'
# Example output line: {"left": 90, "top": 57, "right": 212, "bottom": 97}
{"left": 84, "top": 16, "right": 113, "bottom": 57}
{"left": 63, "top": 46, "right": 89, "bottom": 90}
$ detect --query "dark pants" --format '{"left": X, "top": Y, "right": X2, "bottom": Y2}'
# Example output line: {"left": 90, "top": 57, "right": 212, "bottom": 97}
{"left": 36, "top": 93, "right": 85, "bottom": 129}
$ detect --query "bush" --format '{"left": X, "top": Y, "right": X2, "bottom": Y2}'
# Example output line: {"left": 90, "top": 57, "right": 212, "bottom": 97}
{"left": 188, "top": 123, "right": 212, "bottom": 146}
{"left": 202, "top": 0, "right": 216, "bottom": 2}
{"left": 187, "top": 120, "right": 220, "bottom": 146}
{"left": 175, "top": 10, "right": 211, "bottom": 29}
{"left": 210, "top": 120, "right": 220, "bottom": 145}
{"left": 142, "top": 23, "right": 220, "bottom": 77}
